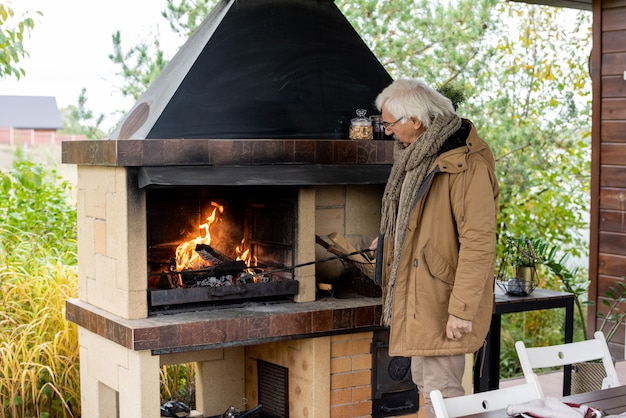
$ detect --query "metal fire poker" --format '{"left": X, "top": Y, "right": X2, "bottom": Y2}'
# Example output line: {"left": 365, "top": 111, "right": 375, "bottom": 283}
{"left": 246, "top": 248, "right": 374, "bottom": 278}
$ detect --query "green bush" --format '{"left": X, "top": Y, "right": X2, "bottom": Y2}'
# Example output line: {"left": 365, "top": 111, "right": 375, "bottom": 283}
{"left": 0, "top": 156, "right": 76, "bottom": 264}
{"left": 0, "top": 154, "right": 79, "bottom": 418}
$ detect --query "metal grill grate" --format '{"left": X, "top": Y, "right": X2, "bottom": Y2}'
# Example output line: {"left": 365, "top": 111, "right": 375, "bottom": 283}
{"left": 257, "top": 360, "right": 289, "bottom": 418}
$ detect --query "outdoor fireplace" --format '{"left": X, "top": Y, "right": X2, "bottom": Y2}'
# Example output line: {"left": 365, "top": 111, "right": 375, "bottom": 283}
{"left": 61, "top": 0, "right": 423, "bottom": 416}
{"left": 63, "top": 143, "right": 396, "bottom": 417}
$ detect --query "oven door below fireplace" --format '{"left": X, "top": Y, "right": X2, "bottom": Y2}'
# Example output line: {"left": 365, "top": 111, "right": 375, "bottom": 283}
{"left": 371, "top": 328, "right": 419, "bottom": 418}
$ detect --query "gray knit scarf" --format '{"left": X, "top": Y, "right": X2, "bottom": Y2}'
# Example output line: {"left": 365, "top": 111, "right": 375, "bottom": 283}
{"left": 380, "top": 113, "right": 462, "bottom": 326}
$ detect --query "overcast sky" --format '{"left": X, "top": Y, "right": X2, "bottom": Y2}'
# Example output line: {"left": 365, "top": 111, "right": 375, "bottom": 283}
{"left": 1, "top": 0, "right": 184, "bottom": 131}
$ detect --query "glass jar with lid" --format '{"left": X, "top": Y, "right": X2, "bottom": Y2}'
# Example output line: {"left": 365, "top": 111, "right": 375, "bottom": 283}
{"left": 349, "top": 109, "right": 373, "bottom": 140}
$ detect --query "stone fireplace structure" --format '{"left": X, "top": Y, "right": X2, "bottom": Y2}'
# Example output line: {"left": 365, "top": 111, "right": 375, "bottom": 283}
{"left": 62, "top": 0, "right": 423, "bottom": 416}
{"left": 63, "top": 138, "right": 419, "bottom": 417}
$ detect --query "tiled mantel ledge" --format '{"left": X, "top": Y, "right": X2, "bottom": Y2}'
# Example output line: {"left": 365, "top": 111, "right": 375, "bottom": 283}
{"left": 66, "top": 297, "right": 383, "bottom": 355}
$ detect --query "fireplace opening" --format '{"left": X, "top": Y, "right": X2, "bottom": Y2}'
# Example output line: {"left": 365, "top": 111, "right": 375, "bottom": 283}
{"left": 146, "top": 185, "right": 299, "bottom": 314}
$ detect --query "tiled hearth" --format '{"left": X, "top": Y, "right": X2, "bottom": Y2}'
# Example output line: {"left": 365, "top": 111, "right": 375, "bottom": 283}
{"left": 62, "top": 139, "right": 413, "bottom": 418}
{"left": 65, "top": 297, "right": 382, "bottom": 354}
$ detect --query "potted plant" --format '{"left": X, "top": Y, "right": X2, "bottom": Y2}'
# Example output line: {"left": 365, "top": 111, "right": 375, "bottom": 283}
{"left": 496, "top": 235, "right": 540, "bottom": 296}
{"left": 512, "top": 236, "right": 540, "bottom": 292}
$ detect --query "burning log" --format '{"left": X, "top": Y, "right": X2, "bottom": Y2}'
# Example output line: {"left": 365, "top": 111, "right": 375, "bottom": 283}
{"left": 183, "top": 260, "right": 246, "bottom": 277}
{"left": 195, "top": 243, "right": 235, "bottom": 265}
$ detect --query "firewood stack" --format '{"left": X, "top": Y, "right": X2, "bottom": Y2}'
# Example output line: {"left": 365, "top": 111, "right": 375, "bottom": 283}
{"left": 316, "top": 232, "right": 375, "bottom": 282}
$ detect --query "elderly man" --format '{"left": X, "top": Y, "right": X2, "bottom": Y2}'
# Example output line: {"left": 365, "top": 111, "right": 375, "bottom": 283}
{"left": 372, "top": 79, "right": 499, "bottom": 418}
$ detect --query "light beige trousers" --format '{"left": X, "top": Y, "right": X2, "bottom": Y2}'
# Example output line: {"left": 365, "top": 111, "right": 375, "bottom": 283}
{"left": 411, "top": 354, "right": 466, "bottom": 418}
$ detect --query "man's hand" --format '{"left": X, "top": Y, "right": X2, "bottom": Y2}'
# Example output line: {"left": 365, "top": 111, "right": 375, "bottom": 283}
{"left": 446, "top": 315, "right": 472, "bottom": 341}
{"left": 368, "top": 236, "right": 378, "bottom": 259}
{"left": 369, "top": 236, "right": 378, "bottom": 251}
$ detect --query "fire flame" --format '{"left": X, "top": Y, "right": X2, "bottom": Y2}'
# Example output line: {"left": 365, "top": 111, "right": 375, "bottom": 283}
{"left": 235, "top": 239, "right": 249, "bottom": 264}
{"left": 175, "top": 202, "right": 223, "bottom": 271}
{"left": 236, "top": 238, "right": 260, "bottom": 282}
{"left": 236, "top": 238, "right": 257, "bottom": 266}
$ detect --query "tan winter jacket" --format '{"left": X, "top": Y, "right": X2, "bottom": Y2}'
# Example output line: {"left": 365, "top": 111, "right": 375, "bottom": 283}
{"left": 382, "top": 122, "right": 499, "bottom": 357}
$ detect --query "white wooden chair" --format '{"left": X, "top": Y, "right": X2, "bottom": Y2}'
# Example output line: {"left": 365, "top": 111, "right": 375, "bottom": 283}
{"left": 430, "top": 373, "right": 543, "bottom": 418}
{"left": 515, "top": 330, "right": 620, "bottom": 393}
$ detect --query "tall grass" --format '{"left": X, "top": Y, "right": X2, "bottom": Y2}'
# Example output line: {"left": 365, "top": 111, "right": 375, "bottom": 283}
{"left": 0, "top": 155, "right": 80, "bottom": 418}
{"left": 0, "top": 153, "right": 195, "bottom": 416}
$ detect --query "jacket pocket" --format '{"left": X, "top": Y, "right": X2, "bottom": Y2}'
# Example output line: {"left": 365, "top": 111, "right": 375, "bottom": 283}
{"left": 423, "top": 242, "right": 456, "bottom": 285}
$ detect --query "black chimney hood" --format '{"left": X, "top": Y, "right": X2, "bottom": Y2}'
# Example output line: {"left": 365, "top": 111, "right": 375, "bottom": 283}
{"left": 110, "top": 0, "right": 393, "bottom": 140}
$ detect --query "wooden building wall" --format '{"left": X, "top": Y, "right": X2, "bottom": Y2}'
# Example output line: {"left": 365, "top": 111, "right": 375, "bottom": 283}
{"left": 589, "top": 0, "right": 626, "bottom": 356}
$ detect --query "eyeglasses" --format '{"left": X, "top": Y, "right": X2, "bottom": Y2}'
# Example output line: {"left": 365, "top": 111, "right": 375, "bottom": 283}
{"left": 382, "top": 116, "right": 404, "bottom": 131}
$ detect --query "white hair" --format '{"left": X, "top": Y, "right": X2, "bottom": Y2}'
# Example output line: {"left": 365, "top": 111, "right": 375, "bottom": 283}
{"left": 375, "top": 79, "right": 455, "bottom": 129}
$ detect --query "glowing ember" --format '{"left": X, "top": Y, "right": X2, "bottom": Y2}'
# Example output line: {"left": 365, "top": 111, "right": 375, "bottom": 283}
{"left": 175, "top": 202, "right": 223, "bottom": 271}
